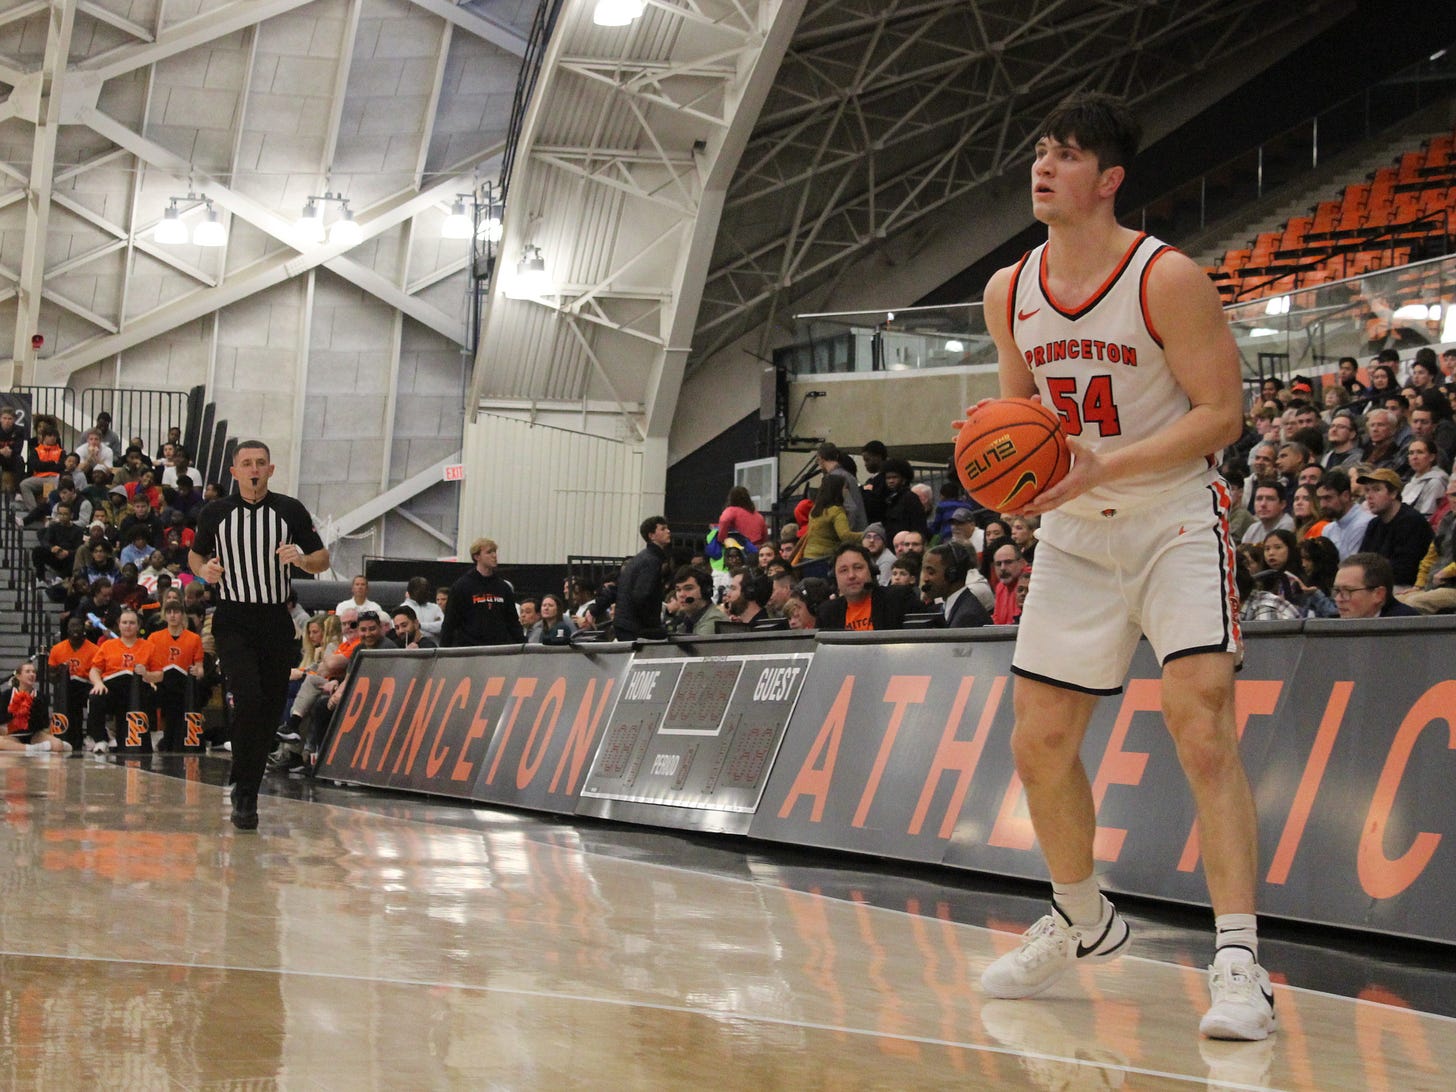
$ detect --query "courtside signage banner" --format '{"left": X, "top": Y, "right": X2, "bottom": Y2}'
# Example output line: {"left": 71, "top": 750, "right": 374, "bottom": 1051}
{"left": 577, "top": 653, "right": 812, "bottom": 818}
{"left": 317, "top": 645, "right": 632, "bottom": 812}
{"left": 751, "top": 628, "right": 1456, "bottom": 943}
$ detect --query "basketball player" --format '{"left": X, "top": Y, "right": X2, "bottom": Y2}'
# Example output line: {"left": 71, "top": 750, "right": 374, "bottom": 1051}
{"left": 971, "top": 93, "right": 1274, "bottom": 1040}
{"left": 190, "top": 442, "right": 329, "bottom": 830}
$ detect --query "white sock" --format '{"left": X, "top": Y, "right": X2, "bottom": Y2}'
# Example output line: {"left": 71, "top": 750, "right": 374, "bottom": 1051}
{"left": 25, "top": 741, "right": 48, "bottom": 753}
{"left": 1051, "top": 875, "right": 1104, "bottom": 928}
{"left": 1214, "top": 913, "right": 1259, "bottom": 964}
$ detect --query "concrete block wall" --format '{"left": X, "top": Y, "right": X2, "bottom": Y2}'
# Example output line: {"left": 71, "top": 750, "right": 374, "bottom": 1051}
{"left": 2, "top": 0, "right": 526, "bottom": 573}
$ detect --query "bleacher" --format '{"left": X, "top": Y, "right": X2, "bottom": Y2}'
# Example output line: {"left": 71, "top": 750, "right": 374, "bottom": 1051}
{"left": 1208, "top": 126, "right": 1456, "bottom": 303}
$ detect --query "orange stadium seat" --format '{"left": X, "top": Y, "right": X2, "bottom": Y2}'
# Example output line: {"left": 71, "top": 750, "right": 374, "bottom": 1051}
{"left": 1425, "top": 134, "right": 1453, "bottom": 168}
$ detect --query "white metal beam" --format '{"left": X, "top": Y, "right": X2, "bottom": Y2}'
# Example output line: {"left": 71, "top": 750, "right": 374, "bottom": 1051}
{"left": 78, "top": 0, "right": 154, "bottom": 42}
{"left": 8, "top": 0, "right": 76, "bottom": 388}
{"left": 404, "top": 0, "right": 527, "bottom": 57}
{"left": 75, "top": 0, "right": 321, "bottom": 83}
{"left": 79, "top": 108, "right": 481, "bottom": 341}
{"left": 326, "top": 449, "right": 462, "bottom": 539}
{"left": 392, "top": 505, "right": 454, "bottom": 549}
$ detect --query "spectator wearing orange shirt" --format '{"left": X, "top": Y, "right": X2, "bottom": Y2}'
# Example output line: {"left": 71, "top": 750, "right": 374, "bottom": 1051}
{"left": 148, "top": 600, "right": 206, "bottom": 751}
{"left": 17, "top": 425, "right": 64, "bottom": 512}
{"left": 815, "top": 542, "right": 918, "bottom": 631}
{"left": 48, "top": 616, "right": 98, "bottom": 750}
{"left": 86, "top": 609, "right": 162, "bottom": 754}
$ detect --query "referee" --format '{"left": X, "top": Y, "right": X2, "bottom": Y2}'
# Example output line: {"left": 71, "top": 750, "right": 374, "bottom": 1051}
{"left": 190, "top": 441, "right": 329, "bottom": 830}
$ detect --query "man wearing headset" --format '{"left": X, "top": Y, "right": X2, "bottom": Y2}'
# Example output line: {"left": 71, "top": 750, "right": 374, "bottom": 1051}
{"left": 920, "top": 543, "right": 992, "bottom": 628}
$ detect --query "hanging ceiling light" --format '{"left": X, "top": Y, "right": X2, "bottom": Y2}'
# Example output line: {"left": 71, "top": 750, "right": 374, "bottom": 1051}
{"left": 192, "top": 204, "right": 227, "bottom": 247}
{"left": 481, "top": 202, "right": 504, "bottom": 244}
{"left": 330, "top": 206, "right": 363, "bottom": 246}
{"left": 593, "top": 0, "right": 644, "bottom": 27}
{"left": 154, "top": 204, "right": 189, "bottom": 245}
{"left": 293, "top": 200, "right": 325, "bottom": 244}
{"left": 507, "top": 245, "right": 550, "bottom": 298}
{"left": 441, "top": 200, "right": 473, "bottom": 240}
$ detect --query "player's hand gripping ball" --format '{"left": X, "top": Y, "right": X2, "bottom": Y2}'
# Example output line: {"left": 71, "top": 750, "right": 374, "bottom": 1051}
{"left": 953, "top": 398, "right": 1071, "bottom": 510}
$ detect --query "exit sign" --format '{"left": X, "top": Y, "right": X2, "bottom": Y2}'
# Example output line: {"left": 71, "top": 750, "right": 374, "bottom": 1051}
{"left": 443, "top": 464, "right": 465, "bottom": 482}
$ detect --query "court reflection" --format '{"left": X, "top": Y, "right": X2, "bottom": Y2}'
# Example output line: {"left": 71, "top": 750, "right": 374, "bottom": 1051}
{"left": 1, "top": 756, "right": 1454, "bottom": 1089}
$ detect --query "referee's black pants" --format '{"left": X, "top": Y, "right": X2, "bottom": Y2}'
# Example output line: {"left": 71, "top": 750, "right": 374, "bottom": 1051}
{"left": 213, "top": 603, "right": 295, "bottom": 792}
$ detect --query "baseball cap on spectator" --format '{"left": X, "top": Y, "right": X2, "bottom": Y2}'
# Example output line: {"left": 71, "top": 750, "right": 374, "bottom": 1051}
{"left": 1356, "top": 468, "right": 1402, "bottom": 491}
{"left": 109, "top": 485, "right": 127, "bottom": 497}
{"left": 1289, "top": 378, "right": 1313, "bottom": 396}
{"left": 950, "top": 507, "right": 976, "bottom": 523}
{"left": 88, "top": 520, "right": 105, "bottom": 531}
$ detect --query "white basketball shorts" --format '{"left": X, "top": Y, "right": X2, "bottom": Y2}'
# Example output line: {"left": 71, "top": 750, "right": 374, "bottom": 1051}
{"left": 1011, "top": 476, "right": 1242, "bottom": 694}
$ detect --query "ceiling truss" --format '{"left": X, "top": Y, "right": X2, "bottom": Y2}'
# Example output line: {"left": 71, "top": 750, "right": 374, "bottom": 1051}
{"left": 691, "top": 0, "right": 1330, "bottom": 370}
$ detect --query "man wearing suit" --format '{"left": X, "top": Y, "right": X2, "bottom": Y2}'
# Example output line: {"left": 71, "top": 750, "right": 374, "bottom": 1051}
{"left": 921, "top": 543, "right": 991, "bottom": 628}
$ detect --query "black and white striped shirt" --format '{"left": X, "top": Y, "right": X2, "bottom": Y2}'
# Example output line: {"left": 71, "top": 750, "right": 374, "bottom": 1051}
{"left": 192, "top": 492, "right": 324, "bottom": 605}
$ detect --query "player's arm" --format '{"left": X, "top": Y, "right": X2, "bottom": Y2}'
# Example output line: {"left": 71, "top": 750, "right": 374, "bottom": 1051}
{"left": 954, "top": 266, "right": 1034, "bottom": 436}
{"left": 985, "top": 267, "right": 1037, "bottom": 400}
{"left": 1020, "top": 253, "right": 1243, "bottom": 515}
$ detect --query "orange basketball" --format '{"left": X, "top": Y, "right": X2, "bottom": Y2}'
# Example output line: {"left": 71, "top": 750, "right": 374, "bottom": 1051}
{"left": 953, "top": 398, "right": 1071, "bottom": 510}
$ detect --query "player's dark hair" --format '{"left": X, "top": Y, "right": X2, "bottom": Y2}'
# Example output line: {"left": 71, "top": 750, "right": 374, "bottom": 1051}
{"left": 639, "top": 516, "right": 668, "bottom": 542}
{"left": 1039, "top": 91, "right": 1141, "bottom": 172}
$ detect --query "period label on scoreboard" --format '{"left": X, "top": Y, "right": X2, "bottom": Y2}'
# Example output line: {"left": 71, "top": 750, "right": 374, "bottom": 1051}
{"left": 579, "top": 654, "right": 811, "bottom": 814}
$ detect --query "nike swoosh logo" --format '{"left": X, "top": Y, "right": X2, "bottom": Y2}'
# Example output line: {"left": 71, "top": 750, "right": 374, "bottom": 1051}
{"left": 1075, "top": 915, "right": 1128, "bottom": 959}
{"left": 1018, "top": 308, "right": 1040, "bottom": 321}
{"left": 1006, "top": 470, "right": 1038, "bottom": 503}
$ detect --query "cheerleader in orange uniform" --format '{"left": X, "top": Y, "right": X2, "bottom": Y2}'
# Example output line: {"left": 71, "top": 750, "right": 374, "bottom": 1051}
{"left": 87, "top": 609, "right": 162, "bottom": 754}
{"left": 0, "top": 661, "right": 70, "bottom": 753}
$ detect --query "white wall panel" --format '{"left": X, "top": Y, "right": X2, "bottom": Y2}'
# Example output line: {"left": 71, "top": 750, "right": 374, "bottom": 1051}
{"left": 458, "top": 414, "right": 656, "bottom": 564}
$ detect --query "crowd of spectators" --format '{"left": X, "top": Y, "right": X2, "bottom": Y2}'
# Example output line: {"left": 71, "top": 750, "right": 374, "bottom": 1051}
{"left": 7, "top": 350, "right": 1453, "bottom": 756}
{"left": 550, "top": 350, "right": 1456, "bottom": 641}
{"left": 1231, "top": 347, "right": 1455, "bottom": 619}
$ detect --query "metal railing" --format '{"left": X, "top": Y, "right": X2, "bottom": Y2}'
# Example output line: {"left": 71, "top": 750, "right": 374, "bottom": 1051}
{"left": 0, "top": 490, "right": 55, "bottom": 703}
{"left": 16, "top": 386, "right": 194, "bottom": 458}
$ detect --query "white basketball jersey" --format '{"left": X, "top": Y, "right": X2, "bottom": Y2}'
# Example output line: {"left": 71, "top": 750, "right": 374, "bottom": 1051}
{"left": 1008, "top": 231, "right": 1214, "bottom": 519}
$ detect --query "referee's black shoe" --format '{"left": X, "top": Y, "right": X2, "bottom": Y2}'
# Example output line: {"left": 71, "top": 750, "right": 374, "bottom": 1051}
{"left": 230, "top": 785, "right": 259, "bottom": 831}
